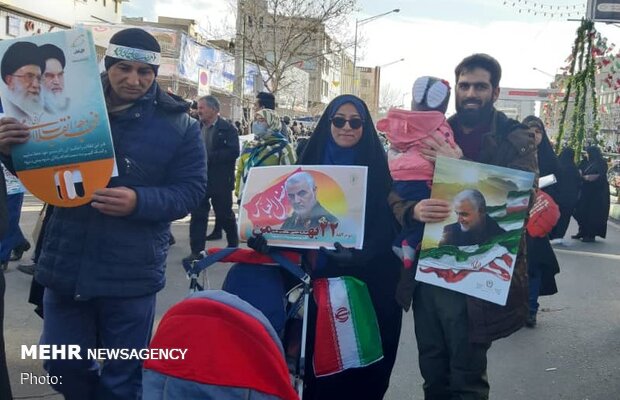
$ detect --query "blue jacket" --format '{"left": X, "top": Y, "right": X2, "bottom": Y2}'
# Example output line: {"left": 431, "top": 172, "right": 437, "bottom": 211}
{"left": 35, "top": 78, "right": 207, "bottom": 299}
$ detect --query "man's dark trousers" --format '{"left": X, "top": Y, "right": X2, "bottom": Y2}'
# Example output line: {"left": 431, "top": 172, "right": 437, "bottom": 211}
{"left": 42, "top": 289, "right": 156, "bottom": 400}
{"left": 189, "top": 189, "right": 237, "bottom": 252}
{"left": 413, "top": 283, "right": 491, "bottom": 400}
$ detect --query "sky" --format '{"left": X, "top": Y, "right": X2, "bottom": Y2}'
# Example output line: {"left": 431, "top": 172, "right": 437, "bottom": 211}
{"left": 123, "top": 0, "right": 620, "bottom": 113}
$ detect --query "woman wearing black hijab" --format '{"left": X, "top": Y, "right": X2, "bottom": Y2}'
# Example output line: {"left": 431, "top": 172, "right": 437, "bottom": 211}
{"left": 292, "top": 95, "right": 402, "bottom": 399}
{"left": 550, "top": 148, "right": 582, "bottom": 241}
{"left": 522, "top": 116, "right": 560, "bottom": 327}
{"left": 573, "top": 145, "right": 610, "bottom": 242}
{"left": 250, "top": 95, "right": 401, "bottom": 398}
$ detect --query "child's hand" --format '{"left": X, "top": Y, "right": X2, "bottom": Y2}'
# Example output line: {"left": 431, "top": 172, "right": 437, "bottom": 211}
{"left": 420, "top": 131, "right": 463, "bottom": 162}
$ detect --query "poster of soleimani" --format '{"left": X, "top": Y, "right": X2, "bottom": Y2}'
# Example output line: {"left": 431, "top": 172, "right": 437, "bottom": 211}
{"left": 417, "top": 157, "right": 535, "bottom": 306}
{"left": 0, "top": 28, "right": 115, "bottom": 207}
{"left": 238, "top": 165, "right": 367, "bottom": 249}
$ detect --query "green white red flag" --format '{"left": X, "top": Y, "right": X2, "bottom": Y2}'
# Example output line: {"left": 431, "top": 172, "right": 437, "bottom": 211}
{"left": 312, "top": 277, "right": 383, "bottom": 377}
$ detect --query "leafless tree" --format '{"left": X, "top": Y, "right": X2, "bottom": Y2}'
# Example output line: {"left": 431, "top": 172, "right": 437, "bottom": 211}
{"left": 379, "top": 83, "right": 405, "bottom": 115}
{"left": 234, "top": 0, "right": 357, "bottom": 94}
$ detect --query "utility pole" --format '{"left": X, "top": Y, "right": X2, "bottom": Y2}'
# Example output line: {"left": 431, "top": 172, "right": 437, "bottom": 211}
{"left": 233, "top": 0, "right": 245, "bottom": 122}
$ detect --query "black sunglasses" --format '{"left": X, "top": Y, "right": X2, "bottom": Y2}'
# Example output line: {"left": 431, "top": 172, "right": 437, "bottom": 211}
{"left": 331, "top": 116, "right": 363, "bottom": 129}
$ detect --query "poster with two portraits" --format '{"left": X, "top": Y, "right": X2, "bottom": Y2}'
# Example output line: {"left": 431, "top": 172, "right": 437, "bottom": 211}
{"left": 0, "top": 28, "right": 114, "bottom": 207}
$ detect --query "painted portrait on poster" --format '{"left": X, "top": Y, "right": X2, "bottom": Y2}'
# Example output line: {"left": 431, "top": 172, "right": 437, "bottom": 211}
{"left": 417, "top": 157, "right": 535, "bottom": 305}
{"left": 0, "top": 28, "right": 114, "bottom": 207}
{"left": 239, "top": 165, "right": 367, "bottom": 249}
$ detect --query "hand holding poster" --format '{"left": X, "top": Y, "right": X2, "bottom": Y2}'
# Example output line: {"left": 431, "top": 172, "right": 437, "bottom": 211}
{"left": 416, "top": 157, "right": 535, "bottom": 305}
{"left": 0, "top": 28, "right": 115, "bottom": 207}
{"left": 238, "top": 165, "right": 367, "bottom": 249}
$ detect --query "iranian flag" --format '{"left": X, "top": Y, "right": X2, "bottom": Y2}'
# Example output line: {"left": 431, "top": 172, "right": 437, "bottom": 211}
{"left": 312, "top": 277, "right": 383, "bottom": 377}
{"left": 418, "top": 229, "right": 522, "bottom": 284}
{"left": 419, "top": 244, "right": 514, "bottom": 283}
{"left": 506, "top": 190, "right": 531, "bottom": 213}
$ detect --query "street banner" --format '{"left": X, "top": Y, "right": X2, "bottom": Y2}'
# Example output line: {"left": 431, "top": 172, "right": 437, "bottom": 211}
{"left": 238, "top": 165, "right": 367, "bottom": 249}
{"left": 416, "top": 157, "right": 535, "bottom": 305}
{"left": 0, "top": 28, "right": 115, "bottom": 207}
{"left": 587, "top": 0, "right": 620, "bottom": 22}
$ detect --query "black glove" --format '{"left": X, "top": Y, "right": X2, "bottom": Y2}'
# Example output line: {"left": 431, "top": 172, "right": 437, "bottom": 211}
{"left": 319, "top": 242, "right": 356, "bottom": 267}
{"left": 247, "top": 234, "right": 271, "bottom": 254}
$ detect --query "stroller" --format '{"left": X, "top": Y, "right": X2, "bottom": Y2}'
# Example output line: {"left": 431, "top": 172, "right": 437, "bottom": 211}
{"left": 143, "top": 247, "right": 311, "bottom": 399}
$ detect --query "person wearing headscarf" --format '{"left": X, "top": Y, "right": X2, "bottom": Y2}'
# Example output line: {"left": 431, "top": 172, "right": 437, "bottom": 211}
{"left": 573, "top": 145, "right": 610, "bottom": 242}
{"left": 235, "top": 108, "right": 295, "bottom": 201}
{"left": 521, "top": 116, "right": 560, "bottom": 327}
{"left": 294, "top": 95, "right": 402, "bottom": 399}
{"left": 549, "top": 147, "right": 582, "bottom": 242}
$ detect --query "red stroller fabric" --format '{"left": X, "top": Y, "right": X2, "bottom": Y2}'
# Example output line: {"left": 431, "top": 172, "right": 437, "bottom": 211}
{"left": 206, "top": 247, "right": 301, "bottom": 265}
{"left": 144, "top": 290, "right": 299, "bottom": 400}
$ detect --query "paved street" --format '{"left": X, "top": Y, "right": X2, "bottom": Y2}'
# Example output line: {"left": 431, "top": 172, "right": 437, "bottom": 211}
{"left": 4, "top": 195, "right": 620, "bottom": 399}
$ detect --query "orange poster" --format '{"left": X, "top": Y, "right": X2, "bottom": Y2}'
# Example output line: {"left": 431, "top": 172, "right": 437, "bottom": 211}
{"left": 0, "top": 28, "right": 114, "bottom": 207}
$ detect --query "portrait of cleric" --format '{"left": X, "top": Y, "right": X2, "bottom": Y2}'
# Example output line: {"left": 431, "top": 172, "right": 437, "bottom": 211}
{"left": 0, "top": 41, "right": 68, "bottom": 125}
{"left": 280, "top": 171, "right": 339, "bottom": 231}
{"left": 439, "top": 189, "right": 506, "bottom": 247}
{"left": 39, "top": 43, "right": 69, "bottom": 113}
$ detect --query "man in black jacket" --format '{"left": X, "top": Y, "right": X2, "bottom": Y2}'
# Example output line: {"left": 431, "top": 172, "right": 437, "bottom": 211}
{"left": 186, "top": 95, "right": 240, "bottom": 261}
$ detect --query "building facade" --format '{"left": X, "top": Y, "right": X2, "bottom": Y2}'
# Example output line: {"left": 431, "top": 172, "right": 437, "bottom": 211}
{"left": 596, "top": 62, "right": 620, "bottom": 149}
{"left": 356, "top": 65, "right": 380, "bottom": 119}
{"left": 0, "top": 0, "right": 125, "bottom": 41}
{"left": 236, "top": 0, "right": 345, "bottom": 115}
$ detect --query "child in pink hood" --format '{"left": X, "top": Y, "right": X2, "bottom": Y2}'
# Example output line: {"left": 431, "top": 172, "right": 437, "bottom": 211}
{"left": 376, "top": 76, "right": 455, "bottom": 308}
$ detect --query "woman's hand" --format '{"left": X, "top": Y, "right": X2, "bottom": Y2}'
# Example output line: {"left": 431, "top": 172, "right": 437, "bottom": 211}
{"left": 319, "top": 242, "right": 355, "bottom": 267}
{"left": 413, "top": 199, "right": 452, "bottom": 223}
{"left": 247, "top": 234, "right": 271, "bottom": 254}
{"left": 420, "top": 131, "right": 463, "bottom": 162}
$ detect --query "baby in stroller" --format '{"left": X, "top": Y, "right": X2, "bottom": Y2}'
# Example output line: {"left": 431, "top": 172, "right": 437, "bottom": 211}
{"left": 143, "top": 247, "right": 309, "bottom": 399}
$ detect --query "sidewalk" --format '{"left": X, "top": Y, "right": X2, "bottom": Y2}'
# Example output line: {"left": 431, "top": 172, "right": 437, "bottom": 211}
{"left": 550, "top": 216, "right": 620, "bottom": 257}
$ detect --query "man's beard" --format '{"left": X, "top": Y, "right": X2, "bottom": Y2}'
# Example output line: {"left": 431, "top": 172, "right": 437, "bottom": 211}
{"left": 43, "top": 88, "right": 69, "bottom": 113}
{"left": 459, "top": 223, "right": 471, "bottom": 232}
{"left": 455, "top": 98, "right": 494, "bottom": 128}
{"left": 7, "top": 85, "right": 43, "bottom": 118}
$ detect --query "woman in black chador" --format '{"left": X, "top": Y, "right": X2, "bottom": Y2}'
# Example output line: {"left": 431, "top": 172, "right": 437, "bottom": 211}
{"left": 250, "top": 95, "right": 402, "bottom": 399}
{"left": 297, "top": 95, "right": 402, "bottom": 399}
{"left": 573, "top": 145, "right": 610, "bottom": 242}
{"left": 549, "top": 147, "right": 582, "bottom": 241}
{"left": 522, "top": 116, "right": 560, "bottom": 327}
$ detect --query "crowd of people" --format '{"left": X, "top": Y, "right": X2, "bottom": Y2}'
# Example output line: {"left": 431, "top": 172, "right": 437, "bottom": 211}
{"left": 0, "top": 27, "right": 615, "bottom": 400}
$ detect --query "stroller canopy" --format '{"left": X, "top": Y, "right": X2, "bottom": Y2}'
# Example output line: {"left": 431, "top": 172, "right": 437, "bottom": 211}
{"left": 144, "top": 290, "right": 299, "bottom": 400}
